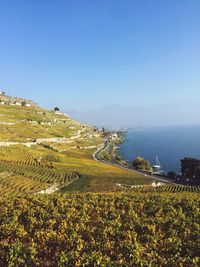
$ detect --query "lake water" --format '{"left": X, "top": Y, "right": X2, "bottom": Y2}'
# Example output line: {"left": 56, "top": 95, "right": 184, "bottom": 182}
{"left": 119, "top": 125, "right": 200, "bottom": 174}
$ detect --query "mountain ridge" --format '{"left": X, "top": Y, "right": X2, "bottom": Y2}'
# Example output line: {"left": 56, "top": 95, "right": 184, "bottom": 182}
{"left": 66, "top": 102, "right": 200, "bottom": 128}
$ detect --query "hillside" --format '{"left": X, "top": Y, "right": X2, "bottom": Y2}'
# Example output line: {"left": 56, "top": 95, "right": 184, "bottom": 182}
{"left": 0, "top": 96, "right": 199, "bottom": 266}
{"left": 0, "top": 95, "right": 153, "bottom": 196}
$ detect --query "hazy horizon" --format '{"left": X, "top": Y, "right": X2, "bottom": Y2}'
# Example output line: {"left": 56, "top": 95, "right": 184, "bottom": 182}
{"left": 66, "top": 102, "right": 200, "bottom": 128}
{"left": 0, "top": 1, "right": 200, "bottom": 125}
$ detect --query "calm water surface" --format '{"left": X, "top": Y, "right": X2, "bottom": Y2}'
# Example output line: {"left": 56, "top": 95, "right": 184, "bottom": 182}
{"left": 119, "top": 125, "right": 200, "bottom": 173}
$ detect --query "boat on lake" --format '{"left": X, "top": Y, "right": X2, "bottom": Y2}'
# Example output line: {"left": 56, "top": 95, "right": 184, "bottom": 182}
{"left": 153, "top": 156, "right": 164, "bottom": 175}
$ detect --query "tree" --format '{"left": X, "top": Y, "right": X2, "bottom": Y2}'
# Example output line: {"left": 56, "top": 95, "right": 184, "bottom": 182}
{"left": 21, "top": 101, "right": 27, "bottom": 106}
{"left": 132, "top": 157, "right": 152, "bottom": 172}
{"left": 54, "top": 107, "right": 60, "bottom": 111}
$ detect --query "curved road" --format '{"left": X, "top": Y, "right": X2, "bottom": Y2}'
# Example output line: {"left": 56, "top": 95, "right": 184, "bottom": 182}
{"left": 92, "top": 142, "right": 177, "bottom": 185}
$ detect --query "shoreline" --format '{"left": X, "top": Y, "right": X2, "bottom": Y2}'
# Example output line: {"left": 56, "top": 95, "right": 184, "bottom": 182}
{"left": 93, "top": 133, "right": 177, "bottom": 185}
{"left": 117, "top": 130, "right": 167, "bottom": 176}
{"left": 106, "top": 130, "right": 200, "bottom": 186}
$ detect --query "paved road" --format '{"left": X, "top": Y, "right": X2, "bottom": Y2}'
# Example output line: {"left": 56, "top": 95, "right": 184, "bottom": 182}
{"left": 92, "top": 142, "right": 177, "bottom": 185}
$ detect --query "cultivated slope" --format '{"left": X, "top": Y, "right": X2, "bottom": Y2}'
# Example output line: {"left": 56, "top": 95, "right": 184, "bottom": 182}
{"left": 0, "top": 102, "right": 151, "bottom": 196}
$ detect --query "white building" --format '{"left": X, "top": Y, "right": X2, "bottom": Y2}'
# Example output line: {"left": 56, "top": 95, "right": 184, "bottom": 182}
{"left": 14, "top": 102, "right": 22, "bottom": 106}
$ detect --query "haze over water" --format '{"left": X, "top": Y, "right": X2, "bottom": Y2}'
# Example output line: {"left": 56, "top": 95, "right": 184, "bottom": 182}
{"left": 119, "top": 125, "right": 200, "bottom": 174}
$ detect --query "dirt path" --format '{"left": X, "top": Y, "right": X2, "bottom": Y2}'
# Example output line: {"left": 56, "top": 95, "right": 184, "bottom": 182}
{"left": 35, "top": 176, "right": 80, "bottom": 195}
{"left": 0, "top": 135, "right": 82, "bottom": 148}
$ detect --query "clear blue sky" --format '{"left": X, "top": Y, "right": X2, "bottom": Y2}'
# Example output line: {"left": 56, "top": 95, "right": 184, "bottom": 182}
{"left": 0, "top": 0, "right": 199, "bottom": 111}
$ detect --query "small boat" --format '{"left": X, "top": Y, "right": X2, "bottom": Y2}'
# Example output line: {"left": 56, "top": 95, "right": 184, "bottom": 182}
{"left": 152, "top": 156, "right": 164, "bottom": 175}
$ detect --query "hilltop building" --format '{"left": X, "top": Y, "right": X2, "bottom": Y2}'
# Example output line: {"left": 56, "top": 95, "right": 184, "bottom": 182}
{"left": 0, "top": 91, "right": 37, "bottom": 108}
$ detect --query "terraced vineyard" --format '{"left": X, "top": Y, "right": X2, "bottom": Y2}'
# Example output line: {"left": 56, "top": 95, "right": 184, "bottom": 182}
{"left": 0, "top": 172, "right": 47, "bottom": 197}
{"left": 0, "top": 146, "right": 80, "bottom": 196}
{"left": 0, "top": 192, "right": 199, "bottom": 266}
{"left": 0, "top": 100, "right": 199, "bottom": 266}
{"left": 0, "top": 104, "right": 89, "bottom": 142}
{"left": 122, "top": 184, "right": 200, "bottom": 193}
{"left": 0, "top": 146, "right": 43, "bottom": 166}
{"left": 0, "top": 103, "right": 157, "bottom": 193}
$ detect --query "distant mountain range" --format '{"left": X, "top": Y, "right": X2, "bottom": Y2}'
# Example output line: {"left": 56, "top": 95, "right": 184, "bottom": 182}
{"left": 66, "top": 103, "right": 200, "bottom": 128}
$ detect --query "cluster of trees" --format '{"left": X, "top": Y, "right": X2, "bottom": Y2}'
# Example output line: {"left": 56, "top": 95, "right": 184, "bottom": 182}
{"left": 132, "top": 156, "right": 152, "bottom": 172}
{"left": 132, "top": 157, "right": 177, "bottom": 180}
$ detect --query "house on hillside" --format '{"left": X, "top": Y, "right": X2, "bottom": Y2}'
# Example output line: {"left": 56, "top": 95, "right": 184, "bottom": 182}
{"left": 0, "top": 100, "right": 5, "bottom": 105}
{"left": 0, "top": 91, "right": 37, "bottom": 108}
{"left": 54, "top": 111, "right": 64, "bottom": 115}
{"left": 14, "top": 101, "right": 22, "bottom": 106}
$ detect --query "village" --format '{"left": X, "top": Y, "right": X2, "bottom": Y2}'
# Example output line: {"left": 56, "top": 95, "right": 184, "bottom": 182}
{"left": 0, "top": 91, "right": 36, "bottom": 107}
